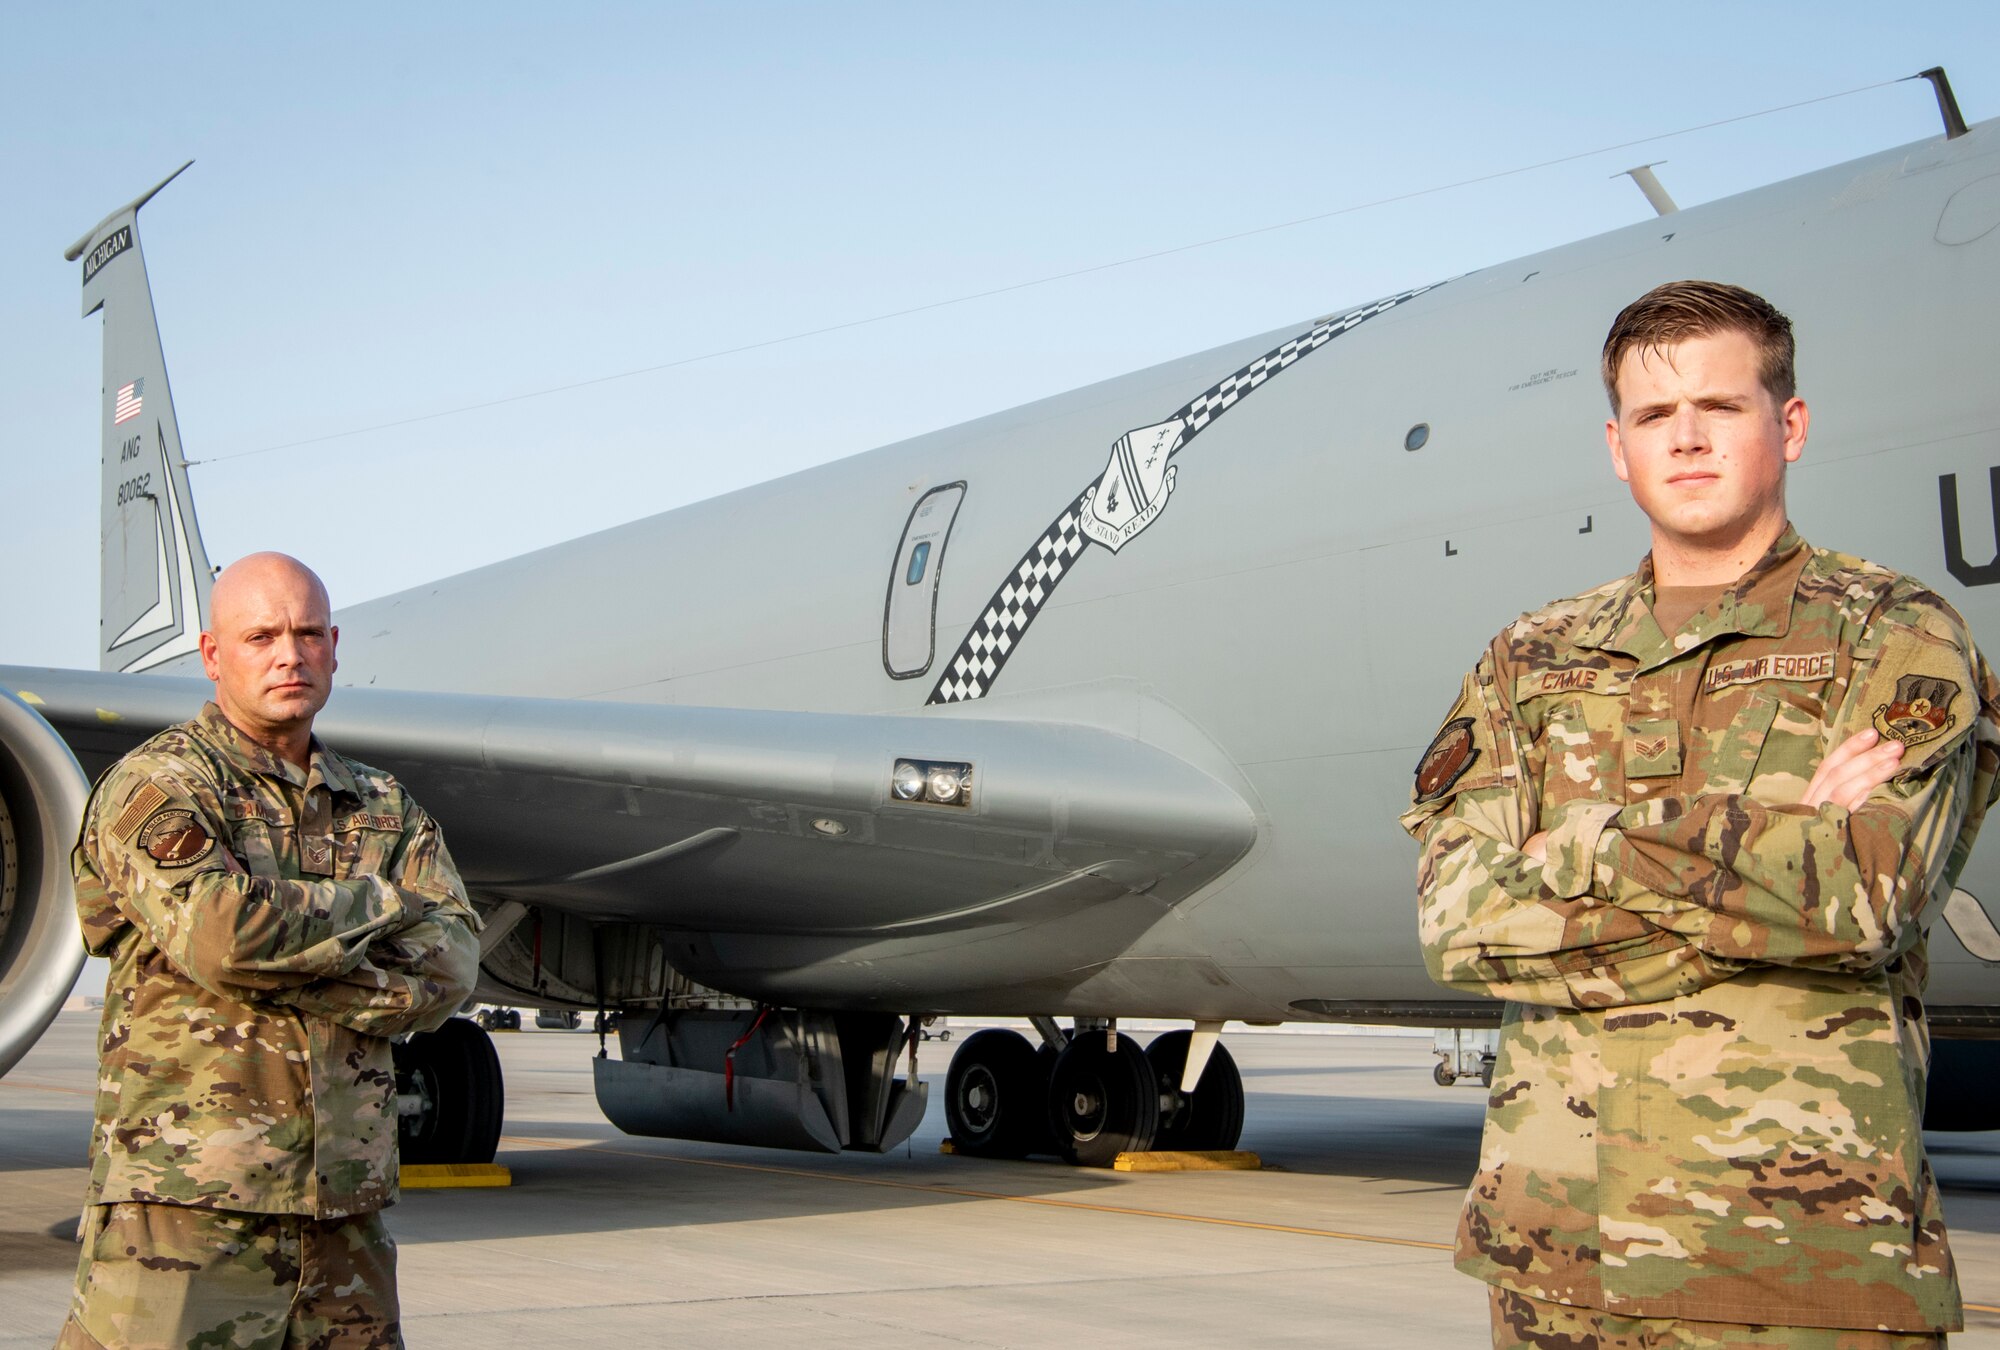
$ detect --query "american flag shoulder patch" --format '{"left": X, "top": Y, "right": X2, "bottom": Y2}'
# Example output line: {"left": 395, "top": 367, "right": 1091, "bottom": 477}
{"left": 110, "top": 782, "right": 170, "bottom": 843}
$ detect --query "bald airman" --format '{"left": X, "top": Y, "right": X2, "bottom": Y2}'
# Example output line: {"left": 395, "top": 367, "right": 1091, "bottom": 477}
{"left": 60, "top": 553, "right": 481, "bottom": 1349}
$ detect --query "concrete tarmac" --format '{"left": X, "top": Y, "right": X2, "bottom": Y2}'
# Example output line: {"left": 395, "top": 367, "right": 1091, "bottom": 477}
{"left": 6, "top": 1012, "right": 2000, "bottom": 1347}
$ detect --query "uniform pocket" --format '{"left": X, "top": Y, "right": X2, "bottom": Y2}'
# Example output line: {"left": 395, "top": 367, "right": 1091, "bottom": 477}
{"left": 1527, "top": 688, "right": 1628, "bottom": 809}
{"left": 222, "top": 800, "right": 293, "bottom": 877}
{"left": 1744, "top": 685, "right": 1832, "bottom": 804}
{"left": 331, "top": 823, "right": 403, "bottom": 877}
{"left": 1691, "top": 688, "right": 1781, "bottom": 796}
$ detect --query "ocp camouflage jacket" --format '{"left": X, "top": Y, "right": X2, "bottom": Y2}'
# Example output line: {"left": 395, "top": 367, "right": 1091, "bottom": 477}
{"left": 73, "top": 702, "right": 481, "bottom": 1219}
{"left": 1402, "top": 527, "right": 2000, "bottom": 1332}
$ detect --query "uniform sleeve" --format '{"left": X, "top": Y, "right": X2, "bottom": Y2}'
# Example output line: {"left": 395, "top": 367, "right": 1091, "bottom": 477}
{"left": 1402, "top": 650, "right": 1748, "bottom": 1008}
{"left": 276, "top": 802, "right": 484, "bottom": 1039}
{"left": 74, "top": 754, "right": 414, "bottom": 998}
{"left": 1592, "top": 599, "right": 2000, "bottom": 973}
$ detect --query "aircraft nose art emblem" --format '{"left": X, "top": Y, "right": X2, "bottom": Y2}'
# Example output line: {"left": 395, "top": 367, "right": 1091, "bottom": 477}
{"left": 1080, "top": 419, "right": 1185, "bottom": 552}
{"left": 927, "top": 281, "right": 1444, "bottom": 704}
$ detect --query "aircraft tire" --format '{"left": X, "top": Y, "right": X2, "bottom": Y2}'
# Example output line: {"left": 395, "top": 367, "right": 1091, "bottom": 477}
{"left": 945, "top": 1029, "right": 1046, "bottom": 1158}
{"left": 1048, "top": 1032, "right": 1159, "bottom": 1167}
{"left": 1145, "top": 1030, "right": 1244, "bottom": 1152}
{"left": 395, "top": 1017, "right": 506, "bottom": 1165}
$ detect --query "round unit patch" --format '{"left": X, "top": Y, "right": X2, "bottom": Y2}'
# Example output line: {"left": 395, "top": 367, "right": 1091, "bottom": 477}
{"left": 138, "top": 808, "right": 214, "bottom": 868}
{"left": 1414, "top": 717, "right": 1479, "bottom": 805}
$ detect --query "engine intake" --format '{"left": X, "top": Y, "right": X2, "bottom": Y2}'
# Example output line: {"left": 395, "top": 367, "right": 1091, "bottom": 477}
{"left": 0, "top": 689, "right": 90, "bottom": 1076}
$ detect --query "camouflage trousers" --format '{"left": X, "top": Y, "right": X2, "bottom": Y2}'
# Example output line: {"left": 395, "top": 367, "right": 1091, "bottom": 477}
{"left": 55, "top": 1202, "right": 401, "bottom": 1349}
{"left": 1490, "top": 1288, "right": 1948, "bottom": 1349}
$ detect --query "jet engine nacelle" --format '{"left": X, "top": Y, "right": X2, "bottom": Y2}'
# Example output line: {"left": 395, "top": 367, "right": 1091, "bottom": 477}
{"left": 0, "top": 688, "right": 90, "bottom": 1076}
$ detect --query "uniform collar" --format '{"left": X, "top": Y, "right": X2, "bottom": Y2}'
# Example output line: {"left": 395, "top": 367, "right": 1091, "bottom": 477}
{"left": 194, "top": 701, "right": 357, "bottom": 798}
{"left": 1572, "top": 525, "right": 1811, "bottom": 668}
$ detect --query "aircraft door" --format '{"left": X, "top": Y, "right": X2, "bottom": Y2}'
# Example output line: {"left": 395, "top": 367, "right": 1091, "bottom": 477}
{"left": 883, "top": 482, "right": 966, "bottom": 679}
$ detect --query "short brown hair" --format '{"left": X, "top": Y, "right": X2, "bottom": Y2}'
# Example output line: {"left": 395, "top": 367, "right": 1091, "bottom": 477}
{"left": 1600, "top": 280, "right": 1796, "bottom": 414}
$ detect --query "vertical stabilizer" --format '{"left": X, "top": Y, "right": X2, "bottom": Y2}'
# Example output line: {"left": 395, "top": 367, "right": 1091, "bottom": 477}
{"left": 64, "top": 162, "right": 214, "bottom": 674}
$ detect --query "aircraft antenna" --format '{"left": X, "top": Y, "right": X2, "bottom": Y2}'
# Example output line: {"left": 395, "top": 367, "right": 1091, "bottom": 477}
{"left": 1915, "top": 67, "right": 1969, "bottom": 139}
{"left": 1614, "top": 163, "right": 1679, "bottom": 216}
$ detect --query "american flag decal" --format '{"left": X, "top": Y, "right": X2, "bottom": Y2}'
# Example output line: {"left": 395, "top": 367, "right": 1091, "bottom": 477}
{"left": 926, "top": 282, "right": 1441, "bottom": 705}
{"left": 113, "top": 378, "right": 145, "bottom": 425}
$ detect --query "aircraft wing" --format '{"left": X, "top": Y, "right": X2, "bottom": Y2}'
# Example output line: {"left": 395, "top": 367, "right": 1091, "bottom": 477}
{"left": 1, "top": 666, "right": 1257, "bottom": 938}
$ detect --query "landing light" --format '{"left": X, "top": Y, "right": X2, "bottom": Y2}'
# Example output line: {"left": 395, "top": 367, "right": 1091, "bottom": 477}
{"left": 889, "top": 758, "right": 974, "bottom": 809}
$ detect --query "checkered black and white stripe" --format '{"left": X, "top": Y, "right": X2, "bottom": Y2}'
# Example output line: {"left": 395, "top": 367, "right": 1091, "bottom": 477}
{"left": 927, "top": 282, "right": 1442, "bottom": 705}
{"left": 1172, "top": 284, "right": 1438, "bottom": 436}
{"left": 929, "top": 490, "right": 1092, "bottom": 704}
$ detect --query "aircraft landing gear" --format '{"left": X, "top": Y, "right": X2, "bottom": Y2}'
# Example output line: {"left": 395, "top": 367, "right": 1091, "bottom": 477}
{"left": 943, "top": 1028, "right": 1054, "bottom": 1158}
{"left": 943, "top": 1021, "right": 1249, "bottom": 1167}
{"left": 1048, "top": 1031, "right": 1159, "bottom": 1167}
{"left": 1146, "top": 1029, "right": 1245, "bottom": 1152}
{"left": 395, "top": 1017, "right": 506, "bottom": 1164}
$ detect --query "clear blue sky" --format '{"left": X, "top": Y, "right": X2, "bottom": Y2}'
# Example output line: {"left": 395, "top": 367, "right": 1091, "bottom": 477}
{"left": 5, "top": 3, "right": 1998, "bottom": 669}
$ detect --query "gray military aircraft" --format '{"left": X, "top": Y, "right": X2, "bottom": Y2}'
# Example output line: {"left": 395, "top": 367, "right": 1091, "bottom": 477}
{"left": 5, "top": 76, "right": 2000, "bottom": 1166}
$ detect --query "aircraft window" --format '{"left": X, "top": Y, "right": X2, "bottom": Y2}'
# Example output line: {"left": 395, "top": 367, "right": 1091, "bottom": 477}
{"left": 1405, "top": 423, "right": 1430, "bottom": 452}
{"left": 884, "top": 483, "right": 967, "bottom": 680}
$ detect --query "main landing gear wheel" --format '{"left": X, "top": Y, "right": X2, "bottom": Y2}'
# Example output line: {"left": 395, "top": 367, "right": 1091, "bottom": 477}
{"left": 394, "top": 1017, "right": 505, "bottom": 1165}
{"left": 1049, "top": 1032, "right": 1159, "bottom": 1167}
{"left": 945, "top": 1029, "right": 1052, "bottom": 1158}
{"left": 1145, "top": 1030, "right": 1245, "bottom": 1152}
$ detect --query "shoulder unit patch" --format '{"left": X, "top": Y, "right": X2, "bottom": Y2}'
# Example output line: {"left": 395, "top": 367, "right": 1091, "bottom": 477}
{"left": 1414, "top": 717, "right": 1480, "bottom": 805}
{"left": 1874, "top": 673, "right": 1961, "bottom": 749}
{"left": 137, "top": 808, "right": 214, "bottom": 869}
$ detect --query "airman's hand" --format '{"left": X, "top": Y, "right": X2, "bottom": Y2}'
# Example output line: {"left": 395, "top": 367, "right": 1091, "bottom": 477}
{"left": 1522, "top": 831, "right": 1549, "bottom": 862}
{"left": 1802, "top": 727, "right": 1905, "bottom": 812}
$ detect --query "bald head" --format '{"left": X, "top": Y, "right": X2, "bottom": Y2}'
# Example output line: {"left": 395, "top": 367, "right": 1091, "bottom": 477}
{"left": 210, "top": 552, "right": 331, "bottom": 631}
{"left": 199, "top": 553, "right": 339, "bottom": 767}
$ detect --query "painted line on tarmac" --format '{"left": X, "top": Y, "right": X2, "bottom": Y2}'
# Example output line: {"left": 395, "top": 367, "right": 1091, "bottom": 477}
{"left": 499, "top": 1133, "right": 1455, "bottom": 1253}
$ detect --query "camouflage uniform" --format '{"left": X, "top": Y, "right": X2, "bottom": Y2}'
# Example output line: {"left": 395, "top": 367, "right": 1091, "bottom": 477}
{"left": 1403, "top": 527, "right": 2000, "bottom": 1339}
{"left": 60, "top": 701, "right": 481, "bottom": 1348}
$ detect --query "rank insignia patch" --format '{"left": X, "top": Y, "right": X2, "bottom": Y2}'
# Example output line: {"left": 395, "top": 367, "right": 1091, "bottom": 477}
{"left": 1873, "top": 674, "right": 1960, "bottom": 748}
{"left": 138, "top": 808, "right": 214, "bottom": 868}
{"left": 1624, "top": 718, "right": 1682, "bottom": 778}
{"left": 1414, "top": 717, "right": 1479, "bottom": 804}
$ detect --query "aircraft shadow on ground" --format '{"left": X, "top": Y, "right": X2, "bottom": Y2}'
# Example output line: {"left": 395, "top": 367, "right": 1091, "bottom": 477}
{"left": 382, "top": 1083, "right": 1492, "bottom": 1247}
{"left": 0, "top": 1106, "right": 91, "bottom": 1174}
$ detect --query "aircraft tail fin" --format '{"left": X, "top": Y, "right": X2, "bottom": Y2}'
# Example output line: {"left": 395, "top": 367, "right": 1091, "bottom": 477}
{"left": 65, "top": 162, "right": 214, "bottom": 674}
